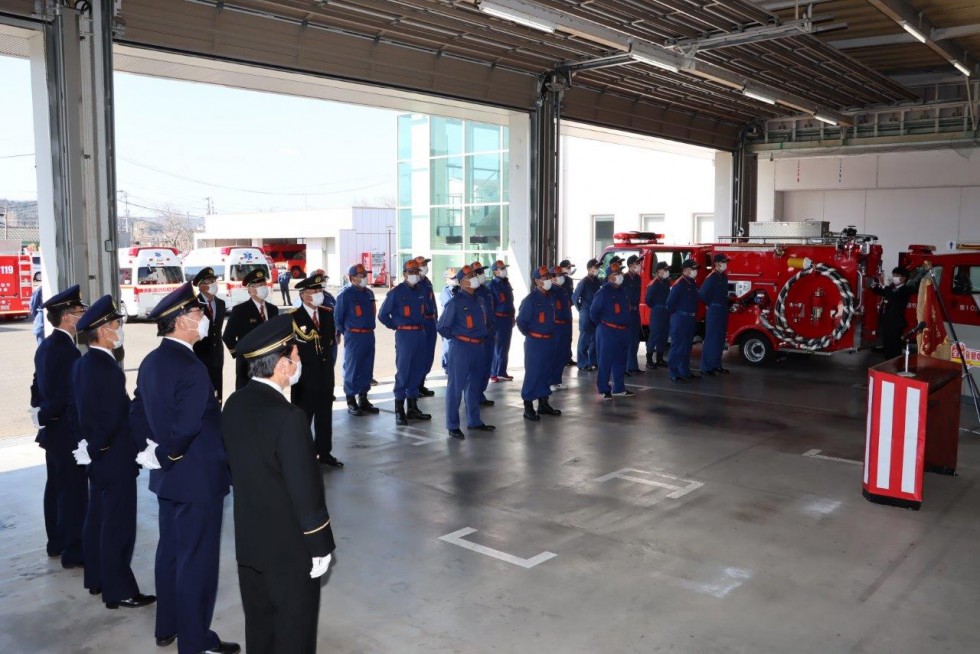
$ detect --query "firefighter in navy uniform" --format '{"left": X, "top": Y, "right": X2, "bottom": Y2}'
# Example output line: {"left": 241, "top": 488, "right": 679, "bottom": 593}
{"left": 290, "top": 273, "right": 342, "bottom": 468}
{"left": 72, "top": 295, "right": 155, "bottom": 610}
{"left": 130, "top": 282, "right": 237, "bottom": 654}
{"left": 872, "top": 262, "right": 932, "bottom": 358}
{"left": 488, "top": 260, "right": 515, "bottom": 382}
{"left": 221, "top": 315, "right": 336, "bottom": 654}
{"left": 623, "top": 254, "right": 644, "bottom": 373}
{"left": 415, "top": 256, "right": 439, "bottom": 397}
{"left": 437, "top": 265, "right": 495, "bottom": 439}
{"left": 439, "top": 268, "right": 460, "bottom": 372}
{"left": 572, "top": 258, "right": 601, "bottom": 371}
{"left": 471, "top": 261, "right": 497, "bottom": 407}
{"left": 335, "top": 264, "right": 380, "bottom": 416}
{"left": 517, "top": 266, "right": 563, "bottom": 420}
{"left": 223, "top": 269, "right": 279, "bottom": 390}
{"left": 700, "top": 254, "right": 732, "bottom": 375}
{"left": 667, "top": 258, "right": 701, "bottom": 383}
{"left": 590, "top": 263, "right": 634, "bottom": 399}
{"left": 192, "top": 267, "right": 227, "bottom": 401}
{"left": 378, "top": 260, "right": 432, "bottom": 426}
{"left": 645, "top": 261, "right": 671, "bottom": 369}
{"left": 30, "top": 285, "right": 88, "bottom": 567}
{"left": 549, "top": 265, "right": 574, "bottom": 391}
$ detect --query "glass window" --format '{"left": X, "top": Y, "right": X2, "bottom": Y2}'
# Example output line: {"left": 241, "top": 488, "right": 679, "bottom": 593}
{"left": 501, "top": 150, "right": 510, "bottom": 203}
{"left": 642, "top": 214, "right": 665, "bottom": 235}
{"left": 500, "top": 205, "right": 509, "bottom": 248}
{"left": 119, "top": 267, "right": 132, "bottom": 285}
{"left": 397, "top": 161, "right": 429, "bottom": 208}
{"left": 184, "top": 265, "right": 226, "bottom": 282}
{"left": 430, "top": 117, "right": 463, "bottom": 157}
{"left": 397, "top": 209, "right": 413, "bottom": 250}
{"left": 467, "top": 122, "right": 500, "bottom": 153}
{"left": 229, "top": 263, "right": 269, "bottom": 282}
{"left": 593, "top": 214, "right": 615, "bottom": 256}
{"left": 137, "top": 266, "right": 183, "bottom": 285}
{"left": 430, "top": 157, "right": 464, "bottom": 206}
{"left": 467, "top": 205, "right": 502, "bottom": 252}
{"left": 397, "top": 114, "right": 428, "bottom": 161}
{"left": 432, "top": 254, "right": 467, "bottom": 286}
{"left": 952, "top": 265, "right": 979, "bottom": 295}
{"left": 431, "top": 207, "right": 464, "bottom": 250}
{"left": 466, "top": 153, "right": 501, "bottom": 204}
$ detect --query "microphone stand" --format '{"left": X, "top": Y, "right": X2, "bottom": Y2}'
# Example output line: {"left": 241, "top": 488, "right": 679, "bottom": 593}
{"left": 897, "top": 338, "right": 916, "bottom": 378}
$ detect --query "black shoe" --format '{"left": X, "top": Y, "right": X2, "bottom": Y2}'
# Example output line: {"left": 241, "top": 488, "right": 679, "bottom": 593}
{"left": 613, "top": 390, "right": 635, "bottom": 397}
{"left": 624, "top": 371, "right": 631, "bottom": 377}
{"left": 358, "top": 395, "right": 380, "bottom": 414}
{"left": 61, "top": 562, "right": 84, "bottom": 570}
{"left": 601, "top": 392, "right": 613, "bottom": 400}
{"left": 371, "top": 378, "right": 379, "bottom": 386}
{"left": 200, "top": 642, "right": 241, "bottom": 654}
{"left": 418, "top": 386, "right": 435, "bottom": 397}
{"left": 537, "top": 398, "right": 561, "bottom": 416}
{"left": 686, "top": 373, "right": 701, "bottom": 380}
{"left": 346, "top": 395, "right": 363, "bottom": 416}
{"left": 670, "top": 377, "right": 686, "bottom": 384}
{"left": 566, "top": 359, "right": 577, "bottom": 367}
{"left": 627, "top": 368, "right": 642, "bottom": 373}
{"left": 523, "top": 400, "right": 540, "bottom": 421}
{"left": 468, "top": 424, "right": 496, "bottom": 431}
{"left": 645, "top": 359, "right": 655, "bottom": 369}
{"left": 88, "top": 588, "right": 101, "bottom": 595}
{"left": 407, "top": 399, "right": 431, "bottom": 420}
{"left": 395, "top": 399, "right": 408, "bottom": 426}
{"left": 479, "top": 398, "right": 495, "bottom": 407}
{"left": 587, "top": 365, "right": 598, "bottom": 371}
{"left": 701, "top": 369, "right": 718, "bottom": 376}
{"left": 319, "top": 455, "right": 344, "bottom": 468}
{"left": 156, "top": 634, "right": 177, "bottom": 647}
{"left": 716, "top": 367, "right": 731, "bottom": 374}
{"left": 448, "top": 429, "right": 465, "bottom": 440}
{"left": 106, "top": 593, "right": 156, "bottom": 609}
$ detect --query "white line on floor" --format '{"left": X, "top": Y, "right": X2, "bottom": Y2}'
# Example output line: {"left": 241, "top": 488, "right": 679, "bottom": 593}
{"left": 802, "top": 449, "right": 863, "bottom": 466}
{"left": 438, "top": 527, "right": 557, "bottom": 569}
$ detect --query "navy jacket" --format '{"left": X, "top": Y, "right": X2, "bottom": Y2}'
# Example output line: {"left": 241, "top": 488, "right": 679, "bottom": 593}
{"left": 130, "top": 338, "right": 230, "bottom": 503}
{"left": 30, "top": 330, "right": 80, "bottom": 452}
{"left": 645, "top": 277, "right": 670, "bottom": 308}
{"left": 437, "top": 289, "right": 489, "bottom": 340}
{"left": 487, "top": 277, "right": 515, "bottom": 318}
{"left": 590, "top": 282, "right": 631, "bottom": 327}
{"left": 378, "top": 282, "right": 428, "bottom": 329}
{"left": 667, "top": 276, "right": 700, "bottom": 315}
{"left": 193, "top": 292, "right": 226, "bottom": 373}
{"left": 223, "top": 299, "right": 279, "bottom": 358}
{"left": 699, "top": 271, "right": 730, "bottom": 307}
{"left": 517, "top": 288, "right": 558, "bottom": 337}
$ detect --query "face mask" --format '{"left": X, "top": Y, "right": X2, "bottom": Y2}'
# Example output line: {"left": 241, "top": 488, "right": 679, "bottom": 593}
{"left": 631, "top": 265, "right": 641, "bottom": 274}
{"left": 407, "top": 274, "right": 420, "bottom": 286}
{"left": 686, "top": 270, "right": 697, "bottom": 279}
{"left": 105, "top": 325, "right": 124, "bottom": 350}
{"left": 478, "top": 273, "right": 487, "bottom": 285}
{"left": 566, "top": 267, "right": 576, "bottom": 276}
{"left": 358, "top": 276, "right": 368, "bottom": 288}
{"left": 199, "top": 283, "right": 212, "bottom": 297}
{"left": 497, "top": 270, "right": 508, "bottom": 279}
{"left": 192, "top": 314, "right": 210, "bottom": 341}
{"left": 613, "top": 274, "right": 624, "bottom": 285}
{"left": 309, "top": 292, "right": 325, "bottom": 307}
{"left": 253, "top": 286, "right": 269, "bottom": 300}
{"left": 447, "top": 278, "right": 459, "bottom": 287}
{"left": 892, "top": 276, "right": 902, "bottom": 285}
{"left": 658, "top": 270, "right": 670, "bottom": 279}
{"left": 287, "top": 359, "right": 302, "bottom": 386}
{"left": 717, "top": 263, "right": 728, "bottom": 273}
{"left": 541, "top": 280, "right": 553, "bottom": 291}
{"left": 467, "top": 277, "right": 481, "bottom": 289}
{"left": 555, "top": 275, "right": 566, "bottom": 286}
{"left": 420, "top": 266, "right": 429, "bottom": 276}
{"left": 589, "top": 268, "right": 598, "bottom": 277}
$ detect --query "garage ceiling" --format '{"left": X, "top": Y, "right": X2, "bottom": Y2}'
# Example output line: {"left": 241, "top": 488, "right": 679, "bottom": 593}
{"left": 0, "top": 0, "right": 977, "bottom": 149}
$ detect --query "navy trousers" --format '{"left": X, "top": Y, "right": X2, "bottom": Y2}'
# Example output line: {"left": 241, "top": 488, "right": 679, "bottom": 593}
{"left": 597, "top": 325, "right": 629, "bottom": 394}
{"left": 549, "top": 324, "right": 572, "bottom": 385}
{"left": 647, "top": 306, "right": 669, "bottom": 355}
{"left": 576, "top": 315, "right": 596, "bottom": 369}
{"left": 522, "top": 336, "right": 554, "bottom": 401}
{"left": 342, "top": 332, "right": 375, "bottom": 396}
{"left": 83, "top": 477, "right": 139, "bottom": 601}
{"left": 625, "top": 311, "right": 641, "bottom": 370}
{"left": 423, "top": 319, "right": 437, "bottom": 377}
{"left": 155, "top": 497, "right": 224, "bottom": 654}
{"left": 478, "top": 336, "right": 494, "bottom": 396}
{"left": 44, "top": 448, "right": 87, "bottom": 564}
{"left": 445, "top": 340, "right": 484, "bottom": 429}
{"left": 700, "top": 305, "right": 729, "bottom": 372}
{"left": 394, "top": 330, "right": 427, "bottom": 400}
{"left": 238, "top": 564, "right": 321, "bottom": 654}
{"left": 668, "top": 314, "right": 696, "bottom": 380}
{"left": 490, "top": 318, "right": 513, "bottom": 377}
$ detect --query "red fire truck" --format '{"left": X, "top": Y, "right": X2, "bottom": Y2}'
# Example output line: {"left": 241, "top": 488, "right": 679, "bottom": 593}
{"left": 599, "top": 229, "right": 884, "bottom": 365}
{"left": 0, "top": 240, "right": 33, "bottom": 320}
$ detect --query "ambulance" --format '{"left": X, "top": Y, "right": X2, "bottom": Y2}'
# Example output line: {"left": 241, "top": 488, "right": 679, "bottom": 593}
{"left": 118, "top": 247, "right": 184, "bottom": 319}
{"left": 181, "top": 246, "right": 273, "bottom": 309}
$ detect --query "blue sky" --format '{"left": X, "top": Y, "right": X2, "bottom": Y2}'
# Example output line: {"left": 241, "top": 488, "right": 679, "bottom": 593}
{"left": 0, "top": 55, "right": 398, "bottom": 216}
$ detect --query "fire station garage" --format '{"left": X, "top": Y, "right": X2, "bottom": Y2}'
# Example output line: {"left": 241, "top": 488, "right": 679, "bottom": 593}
{"left": 2, "top": 1, "right": 980, "bottom": 652}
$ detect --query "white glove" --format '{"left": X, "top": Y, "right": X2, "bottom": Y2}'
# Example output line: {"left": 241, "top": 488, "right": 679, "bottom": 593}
{"left": 135, "top": 439, "right": 162, "bottom": 470}
{"left": 310, "top": 553, "right": 333, "bottom": 579}
{"left": 72, "top": 439, "right": 92, "bottom": 466}
{"left": 28, "top": 407, "right": 42, "bottom": 430}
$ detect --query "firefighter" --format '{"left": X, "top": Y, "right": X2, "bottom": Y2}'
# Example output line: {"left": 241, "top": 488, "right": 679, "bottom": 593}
{"left": 645, "top": 261, "right": 670, "bottom": 369}
{"left": 437, "top": 265, "right": 494, "bottom": 439}
{"left": 872, "top": 262, "right": 932, "bottom": 359}
{"left": 517, "top": 266, "right": 562, "bottom": 419}
{"left": 471, "top": 261, "right": 496, "bottom": 407}
{"left": 572, "top": 258, "right": 601, "bottom": 371}
{"left": 335, "top": 264, "right": 379, "bottom": 416}
{"left": 623, "top": 254, "right": 644, "bottom": 374}
{"left": 378, "top": 260, "right": 431, "bottom": 426}
{"left": 488, "top": 260, "right": 516, "bottom": 382}
{"left": 415, "top": 256, "right": 438, "bottom": 398}
{"left": 667, "top": 258, "right": 700, "bottom": 383}
{"left": 699, "top": 253, "right": 732, "bottom": 375}
{"left": 590, "top": 263, "right": 634, "bottom": 399}
{"left": 439, "top": 267, "right": 460, "bottom": 372}
{"left": 559, "top": 259, "right": 577, "bottom": 366}
{"left": 549, "top": 265, "right": 574, "bottom": 392}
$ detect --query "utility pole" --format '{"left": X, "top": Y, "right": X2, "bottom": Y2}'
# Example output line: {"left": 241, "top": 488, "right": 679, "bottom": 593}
{"left": 205, "top": 196, "right": 214, "bottom": 215}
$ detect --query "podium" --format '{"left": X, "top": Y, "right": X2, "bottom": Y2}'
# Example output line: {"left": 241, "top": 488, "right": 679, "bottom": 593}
{"left": 863, "top": 355, "right": 961, "bottom": 510}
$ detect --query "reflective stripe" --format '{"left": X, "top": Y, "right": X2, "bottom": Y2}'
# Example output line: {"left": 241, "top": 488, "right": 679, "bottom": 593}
{"left": 528, "top": 332, "right": 551, "bottom": 339}
{"left": 304, "top": 519, "right": 330, "bottom": 535}
{"left": 457, "top": 335, "right": 483, "bottom": 344}
{"left": 397, "top": 325, "right": 423, "bottom": 330}
{"left": 601, "top": 321, "right": 627, "bottom": 330}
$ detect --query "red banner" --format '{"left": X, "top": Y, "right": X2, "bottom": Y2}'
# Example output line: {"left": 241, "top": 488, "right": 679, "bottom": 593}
{"left": 917, "top": 276, "right": 948, "bottom": 357}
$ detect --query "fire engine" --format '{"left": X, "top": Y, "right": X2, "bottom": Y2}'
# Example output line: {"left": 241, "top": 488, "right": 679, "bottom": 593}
{"left": 600, "top": 228, "right": 884, "bottom": 365}
{"left": 0, "top": 240, "right": 33, "bottom": 319}
{"left": 118, "top": 247, "right": 185, "bottom": 319}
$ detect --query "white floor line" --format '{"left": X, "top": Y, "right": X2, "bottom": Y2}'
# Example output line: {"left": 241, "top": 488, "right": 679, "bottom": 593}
{"left": 802, "top": 449, "right": 863, "bottom": 466}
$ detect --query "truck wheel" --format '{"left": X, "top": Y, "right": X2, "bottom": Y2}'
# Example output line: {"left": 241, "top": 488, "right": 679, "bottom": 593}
{"left": 740, "top": 331, "right": 773, "bottom": 366}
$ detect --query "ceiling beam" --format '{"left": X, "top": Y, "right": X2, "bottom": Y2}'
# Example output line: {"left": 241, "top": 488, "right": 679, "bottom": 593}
{"left": 828, "top": 22, "right": 980, "bottom": 50}
{"left": 863, "top": 0, "right": 977, "bottom": 74}
{"left": 756, "top": 0, "right": 835, "bottom": 10}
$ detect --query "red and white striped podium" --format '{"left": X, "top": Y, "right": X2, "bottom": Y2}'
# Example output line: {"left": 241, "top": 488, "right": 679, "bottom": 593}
{"left": 864, "top": 355, "right": 961, "bottom": 510}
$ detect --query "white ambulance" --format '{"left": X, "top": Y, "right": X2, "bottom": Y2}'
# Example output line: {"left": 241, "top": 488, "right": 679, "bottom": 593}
{"left": 118, "top": 247, "right": 185, "bottom": 319}
{"left": 181, "top": 246, "right": 273, "bottom": 309}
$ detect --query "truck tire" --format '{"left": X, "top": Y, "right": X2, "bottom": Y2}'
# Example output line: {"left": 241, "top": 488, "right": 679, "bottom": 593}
{"left": 740, "top": 331, "right": 773, "bottom": 366}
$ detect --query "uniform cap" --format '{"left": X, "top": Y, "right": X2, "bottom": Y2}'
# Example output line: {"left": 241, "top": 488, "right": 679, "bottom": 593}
{"left": 531, "top": 265, "right": 552, "bottom": 280}
{"left": 712, "top": 254, "right": 731, "bottom": 264}
{"left": 296, "top": 273, "right": 326, "bottom": 290}
{"left": 682, "top": 258, "right": 699, "bottom": 269}
{"left": 237, "top": 314, "right": 296, "bottom": 360}
{"left": 414, "top": 256, "right": 432, "bottom": 265}
{"left": 551, "top": 265, "right": 564, "bottom": 276}
{"left": 42, "top": 284, "right": 86, "bottom": 311}
{"left": 605, "top": 263, "right": 624, "bottom": 277}
{"left": 892, "top": 266, "right": 910, "bottom": 277}
{"left": 242, "top": 269, "right": 268, "bottom": 286}
{"left": 192, "top": 267, "right": 217, "bottom": 286}
{"left": 76, "top": 295, "right": 122, "bottom": 331}
{"left": 444, "top": 267, "right": 458, "bottom": 279}
{"left": 655, "top": 261, "right": 670, "bottom": 271}
{"left": 492, "top": 260, "right": 509, "bottom": 271}
{"left": 147, "top": 282, "right": 202, "bottom": 320}
{"left": 403, "top": 260, "right": 421, "bottom": 273}
{"left": 455, "top": 265, "right": 474, "bottom": 282}
{"left": 348, "top": 264, "right": 367, "bottom": 277}
{"left": 586, "top": 258, "right": 600, "bottom": 269}
{"left": 470, "top": 261, "right": 485, "bottom": 272}
{"left": 559, "top": 259, "right": 573, "bottom": 268}
{"left": 626, "top": 254, "right": 643, "bottom": 266}
{"left": 609, "top": 255, "right": 624, "bottom": 265}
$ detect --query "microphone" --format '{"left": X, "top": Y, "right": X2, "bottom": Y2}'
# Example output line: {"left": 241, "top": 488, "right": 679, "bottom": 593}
{"left": 902, "top": 321, "right": 927, "bottom": 341}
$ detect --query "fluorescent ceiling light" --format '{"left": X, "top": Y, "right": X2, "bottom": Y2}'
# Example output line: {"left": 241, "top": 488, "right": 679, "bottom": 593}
{"left": 630, "top": 52, "right": 680, "bottom": 73}
{"left": 743, "top": 89, "right": 776, "bottom": 105}
{"left": 478, "top": 2, "right": 556, "bottom": 33}
{"left": 813, "top": 114, "right": 837, "bottom": 126}
{"left": 901, "top": 21, "right": 927, "bottom": 44}
{"left": 954, "top": 61, "right": 972, "bottom": 76}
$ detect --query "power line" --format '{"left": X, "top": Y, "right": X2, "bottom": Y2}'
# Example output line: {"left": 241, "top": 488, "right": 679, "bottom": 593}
{"left": 0, "top": 152, "right": 35, "bottom": 159}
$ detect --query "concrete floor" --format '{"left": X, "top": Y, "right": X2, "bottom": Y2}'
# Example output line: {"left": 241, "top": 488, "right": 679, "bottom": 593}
{"left": 1, "top": 332, "right": 979, "bottom": 652}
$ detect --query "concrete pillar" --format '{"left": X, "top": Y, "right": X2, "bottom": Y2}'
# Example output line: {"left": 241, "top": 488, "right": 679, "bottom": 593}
{"left": 756, "top": 158, "right": 779, "bottom": 222}
{"left": 508, "top": 112, "right": 531, "bottom": 299}
{"left": 713, "top": 151, "right": 733, "bottom": 236}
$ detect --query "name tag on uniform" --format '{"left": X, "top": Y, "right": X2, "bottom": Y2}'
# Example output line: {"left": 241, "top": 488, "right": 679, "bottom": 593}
{"left": 249, "top": 318, "right": 258, "bottom": 324}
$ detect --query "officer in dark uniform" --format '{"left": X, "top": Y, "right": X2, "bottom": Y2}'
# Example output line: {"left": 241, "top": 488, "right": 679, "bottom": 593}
{"left": 437, "top": 265, "right": 495, "bottom": 439}
{"left": 488, "top": 260, "right": 515, "bottom": 382}
{"left": 572, "top": 258, "right": 601, "bottom": 371}
{"left": 700, "top": 253, "right": 732, "bottom": 375}
{"left": 439, "top": 267, "right": 460, "bottom": 372}
{"left": 291, "top": 273, "right": 341, "bottom": 468}
{"left": 645, "top": 261, "right": 671, "bottom": 369}
{"left": 517, "top": 266, "right": 563, "bottom": 419}
{"left": 73, "top": 295, "right": 155, "bottom": 609}
{"left": 546, "top": 264, "right": 572, "bottom": 392}
{"left": 378, "top": 260, "right": 432, "bottom": 426}
{"left": 223, "top": 269, "right": 279, "bottom": 390}
{"left": 623, "top": 254, "right": 644, "bottom": 373}
{"left": 559, "top": 259, "right": 577, "bottom": 366}
{"left": 131, "top": 282, "right": 238, "bottom": 654}
{"left": 872, "top": 262, "right": 932, "bottom": 358}
{"left": 335, "top": 264, "right": 379, "bottom": 416}
{"left": 471, "top": 261, "right": 497, "bottom": 407}
{"left": 590, "top": 263, "right": 634, "bottom": 399}
{"left": 192, "top": 267, "right": 227, "bottom": 401}
{"left": 667, "top": 258, "right": 701, "bottom": 383}
{"left": 30, "top": 285, "right": 88, "bottom": 567}
{"left": 222, "top": 315, "right": 336, "bottom": 654}
{"left": 415, "top": 256, "right": 439, "bottom": 397}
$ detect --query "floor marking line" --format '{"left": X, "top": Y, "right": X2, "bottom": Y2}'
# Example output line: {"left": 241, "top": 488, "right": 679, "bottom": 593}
{"left": 802, "top": 449, "right": 863, "bottom": 466}
{"left": 438, "top": 527, "right": 557, "bottom": 569}
{"left": 595, "top": 468, "right": 704, "bottom": 498}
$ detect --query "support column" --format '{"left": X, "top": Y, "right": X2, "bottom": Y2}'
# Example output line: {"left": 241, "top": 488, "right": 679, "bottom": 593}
{"left": 530, "top": 72, "right": 566, "bottom": 267}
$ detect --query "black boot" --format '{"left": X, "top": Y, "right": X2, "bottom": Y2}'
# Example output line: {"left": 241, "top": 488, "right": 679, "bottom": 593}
{"left": 346, "top": 395, "right": 363, "bottom": 416}
{"left": 407, "top": 398, "right": 431, "bottom": 420}
{"left": 418, "top": 378, "right": 435, "bottom": 397}
{"left": 645, "top": 352, "right": 655, "bottom": 369}
{"left": 538, "top": 397, "right": 562, "bottom": 416}
{"left": 523, "top": 400, "right": 540, "bottom": 421}
{"left": 395, "top": 399, "right": 408, "bottom": 426}
{"left": 656, "top": 352, "right": 666, "bottom": 368}
{"left": 358, "top": 394, "right": 380, "bottom": 414}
